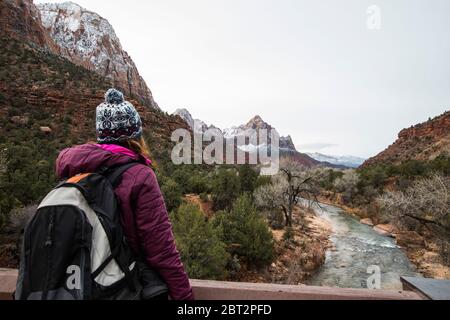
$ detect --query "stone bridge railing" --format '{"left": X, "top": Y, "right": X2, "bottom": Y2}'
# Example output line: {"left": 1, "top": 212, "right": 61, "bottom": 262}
{"left": 0, "top": 268, "right": 424, "bottom": 300}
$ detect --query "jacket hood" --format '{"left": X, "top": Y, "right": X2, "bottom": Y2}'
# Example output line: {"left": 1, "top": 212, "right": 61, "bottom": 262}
{"left": 56, "top": 144, "right": 148, "bottom": 180}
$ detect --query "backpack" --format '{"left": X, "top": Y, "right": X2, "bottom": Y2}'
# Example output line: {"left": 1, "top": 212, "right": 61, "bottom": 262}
{"left": 15, "top": 162, "right": 165, "bottom": 300}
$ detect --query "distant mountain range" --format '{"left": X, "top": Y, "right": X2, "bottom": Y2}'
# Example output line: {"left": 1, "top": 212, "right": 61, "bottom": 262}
{"left": 306, "top": 153, "right": 366, "bottom": 168}
{"left": 174, "top": 108, "right": 302, "bottom": 152}
{"left": 174, "top": 107, "right": 450, "bottom": 170}
{"left": 173, "top": 109, "right": 354, "bottom": 168}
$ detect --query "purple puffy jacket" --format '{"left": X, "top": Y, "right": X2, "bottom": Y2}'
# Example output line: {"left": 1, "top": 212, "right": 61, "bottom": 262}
{"left": 56, "top": 143, "right": 194, "bottom": 300}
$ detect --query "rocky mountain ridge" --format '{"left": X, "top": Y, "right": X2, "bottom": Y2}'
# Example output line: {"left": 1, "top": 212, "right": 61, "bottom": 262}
{"left": 363, "top": 111, "right": 450, "bottom": 167}
{"left": 172, "top": 109, "right": 323, "bottom": 167}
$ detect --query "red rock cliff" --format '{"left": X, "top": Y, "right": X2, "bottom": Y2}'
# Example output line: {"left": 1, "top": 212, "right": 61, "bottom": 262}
{"left": 363, "top": 111, "right": 450, "bottom": 167}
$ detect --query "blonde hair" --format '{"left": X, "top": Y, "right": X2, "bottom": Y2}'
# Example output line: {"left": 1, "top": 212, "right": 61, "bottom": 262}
{"left": 120, "top": 136, "right": 152, "bottom": 161}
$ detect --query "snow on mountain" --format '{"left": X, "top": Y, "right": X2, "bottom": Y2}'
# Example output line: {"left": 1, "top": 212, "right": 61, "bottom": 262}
{"left": 172, "top": 110, "right": 320, "bottom": 167}
{"left": 223, "top": 115, "right": 272, "bottom": 142}
{"left": 222, "top": 116, "right": 300, "bottom": 153}
{"left": 37, "top": 2, "right": 159, "bottom": 109}
{"left": 307, "top": 153, "right": 366, "bottom": 168}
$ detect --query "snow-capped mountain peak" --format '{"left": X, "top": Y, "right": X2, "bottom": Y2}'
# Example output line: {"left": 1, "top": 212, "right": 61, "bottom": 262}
{"left": 174, "top": 110, "right": 299, "bottom": 153}
{"left": 171, "top": 109, "right": 321, "bottom": 167}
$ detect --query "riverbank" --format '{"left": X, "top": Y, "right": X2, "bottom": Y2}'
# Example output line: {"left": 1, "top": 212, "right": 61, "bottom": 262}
{"left": 404, "top": 239, "right": 450, "bottom": 279}
{"left": 318, "top": 192, "right": 450, "bottom": 280}
{"left": 307, "top": 202, "right": 421, "bottom": 289}
{"left": 317, "top": 193, "right": 367, "bottom": 220}
{"left": 234, "top": 206, "right": 333, "bottom": 284}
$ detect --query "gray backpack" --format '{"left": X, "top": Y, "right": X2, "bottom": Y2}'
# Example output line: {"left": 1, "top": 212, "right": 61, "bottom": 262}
{"left": 15, "top": 163, "right": 168, "bottom": 300}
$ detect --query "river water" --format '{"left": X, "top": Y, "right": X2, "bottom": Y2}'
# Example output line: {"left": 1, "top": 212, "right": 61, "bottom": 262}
{"left": 306, "top": 202, "right": 421, "bottom": 290}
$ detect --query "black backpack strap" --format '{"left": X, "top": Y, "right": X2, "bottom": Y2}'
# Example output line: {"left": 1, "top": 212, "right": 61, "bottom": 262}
{"left": 100, "top": 162, "right": 141, "bottom": 188}
{"left": 94, "top": 162, "right": 141, "bottom": 293}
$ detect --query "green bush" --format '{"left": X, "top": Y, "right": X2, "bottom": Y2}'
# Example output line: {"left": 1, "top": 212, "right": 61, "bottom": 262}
{"left": 255, "top": 175, "right": 272, "bottom": 189}
{"left": 397, "top": 160, "right": 427, "bottom": 178}
{"left": 358, "top": 166, "right": 387, "bottom": 189}
{"left": 321, "top": 169, "right": 344, "bottom": 190}
{"left": 170, "top": 204, "right": 229, "bottom": 280}
{"left": 199, "top": 192, "right": 209, "bottom": 202}
{"left": 358, "top": 154, "right": 450, "bottom": 191}
{"left": 160, "top": 178, "right": 183, "bottom": 212}
{"left": 211, "top": 168, "right": 241, "bottom": 211}
{"left": 430, "top": 154, "right": 450, "bottom": 175}
{"left": 167, "top": 166, "right": 212, "bottom": 195}
{"left": 282, "top": 226, "right": 295, "bottom": 243}
{"left": 170, "top": 168, "right": 191, "bottom": 194}
{"left": 238, "top": 164, "right": 259, "bottom": 194}
{"left": 212, "top": 195, "right": 274, "bottom": 268}
{"left": 188, "top": 175, "right": 210, "bottom": 194}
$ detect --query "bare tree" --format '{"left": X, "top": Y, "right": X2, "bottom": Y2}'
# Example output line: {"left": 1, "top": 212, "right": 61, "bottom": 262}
{"left": 377, "top": 173, "right": 450, "bottom": 232}
{"left": 255, "top": 157, "right": 324, "bottom": 227}
{"left": 7, "top": 204, "right": 38, "bottom": 234}
{"left": 333, "top": 170, "right": 359, "bottom": 193}
{"left": 333, "top": 169, "right": 360, "bottom": 203}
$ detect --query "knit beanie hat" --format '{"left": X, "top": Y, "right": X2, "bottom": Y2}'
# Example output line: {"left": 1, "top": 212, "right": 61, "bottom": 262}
{"left": 96, "top": 89, "right": 143, "bottom": 143}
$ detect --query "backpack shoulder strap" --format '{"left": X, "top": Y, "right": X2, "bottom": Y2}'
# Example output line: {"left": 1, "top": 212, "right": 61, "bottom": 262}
{"left": 101, "top": 162, "right": 141, "bottom": 188}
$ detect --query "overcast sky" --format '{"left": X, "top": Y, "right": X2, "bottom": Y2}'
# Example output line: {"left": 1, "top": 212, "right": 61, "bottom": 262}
{"left": 35, "top": 0, "right": 450, "bottom": 158}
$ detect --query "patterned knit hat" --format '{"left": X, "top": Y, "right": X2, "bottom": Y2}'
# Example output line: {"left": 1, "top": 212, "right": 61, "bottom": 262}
{"left": 96, "top": 89, "right": 143, "bottom": 143}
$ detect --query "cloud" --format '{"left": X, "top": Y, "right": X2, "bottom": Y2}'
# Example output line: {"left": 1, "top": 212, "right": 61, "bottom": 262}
{"left": 297, "top": 143, "right": 338, "bottom": 152}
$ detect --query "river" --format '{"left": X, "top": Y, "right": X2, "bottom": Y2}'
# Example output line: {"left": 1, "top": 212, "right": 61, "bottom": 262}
{"left": 306, "top": 202, "right": 421, "bottom": 290}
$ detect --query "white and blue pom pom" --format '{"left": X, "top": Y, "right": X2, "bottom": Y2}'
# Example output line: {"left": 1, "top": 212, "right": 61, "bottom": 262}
{"left": 105, "top": 88, "right": 124, "bottom": 105}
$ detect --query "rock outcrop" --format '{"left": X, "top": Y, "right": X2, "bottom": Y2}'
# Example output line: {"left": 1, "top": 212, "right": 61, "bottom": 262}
{"left": 279, "top": 136, "right": 297, "bottom": 153}
{"left": 360, "top": 218, "right": 374, "bottom": 226}
{"left": 37, "top": 2, "right": 159, "bottom": 109}
{"left": 0, "top": 0, "right": 58, "bottom": 52}
{"left": 373, "top": 224, "right": 398, "bottom": 238}
{"left": 363, "top": 111, "right": 450, "bottom": 167}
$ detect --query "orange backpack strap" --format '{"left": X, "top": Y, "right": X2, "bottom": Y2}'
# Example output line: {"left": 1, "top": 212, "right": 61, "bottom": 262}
{"left": 67, "top": 173, "right": 92, "bottom": 184}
